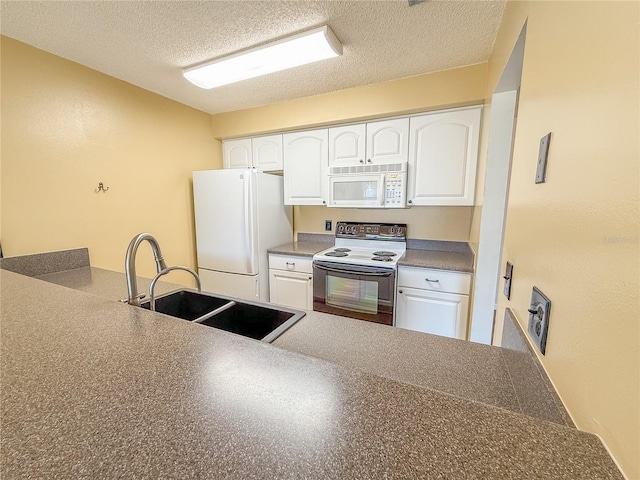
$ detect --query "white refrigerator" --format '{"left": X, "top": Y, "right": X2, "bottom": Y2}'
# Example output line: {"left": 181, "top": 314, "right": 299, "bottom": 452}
{"left": 192, "top": 169, "right": 293, "bottom": 302}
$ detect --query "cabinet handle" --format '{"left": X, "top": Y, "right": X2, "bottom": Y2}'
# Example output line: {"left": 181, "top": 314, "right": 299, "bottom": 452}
{"left": 425, "top": 278, "right": 440, "bottom": 283}
{"left": 408, "top": 199, "right": 413, "bottom": 204}
{"left": 367, "top": 159, "right": 372, "bottom": 163}
{"left": 286, "top": 262, "right": 295, "bottom": 266}
{"left": 308, "top": 276, "right": 312, "bottom": 280}
{"left": 359, "top": 159, "right": 364, "bottom": 164}
{"left": 399, "top": 290, "right": 403, "bottom": 294}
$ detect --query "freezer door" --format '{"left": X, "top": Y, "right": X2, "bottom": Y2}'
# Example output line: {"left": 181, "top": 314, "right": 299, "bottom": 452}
{"left": 193, "top": 169, "right": 257, "bottom": 275}
{"left": 199, "top": 269, "right": 260, "bottom": 301}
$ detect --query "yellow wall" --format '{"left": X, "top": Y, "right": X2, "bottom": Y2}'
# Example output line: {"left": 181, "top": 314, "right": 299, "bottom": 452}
{"left": 211, "top": 64, "right": 487, "bottom": 241}
{"left": 476, "top": 2, "right": 639, "bottom": 477}
{"left": 211, "top": 64, "right": 487, "bottom": 138}
{"left": 293, "top": 206, "right": 472, "bottom": 241}
{"left": 0, "top": 37, "right": 221, "bottom": 281}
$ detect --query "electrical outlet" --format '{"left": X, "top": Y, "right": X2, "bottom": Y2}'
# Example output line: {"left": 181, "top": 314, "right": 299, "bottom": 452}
{"left": 503, "top": 261, "right": 513, "bottom": 300}
{"left": 325, "top": 220, "right": 332, "bottom": 231}
{"left": 535, "top": 133, "right": 551, "bottom": 184}
{"left": 527, "top": 287, "right": 551, "bottom": 354}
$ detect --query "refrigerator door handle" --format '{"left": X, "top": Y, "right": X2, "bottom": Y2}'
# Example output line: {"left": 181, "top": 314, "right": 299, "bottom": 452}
{"left": 242, "top": 174, "right": 254, "bottom": 273}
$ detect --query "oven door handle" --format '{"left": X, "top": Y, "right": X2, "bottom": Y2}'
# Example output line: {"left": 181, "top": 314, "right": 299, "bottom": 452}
{"left": 314, "top": 263, "right": 394, "bottom": 277}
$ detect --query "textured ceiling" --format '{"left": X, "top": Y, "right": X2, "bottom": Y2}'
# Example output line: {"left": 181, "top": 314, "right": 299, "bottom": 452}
{"left": 0, "top": 0, "right": 505, "bottom": 114}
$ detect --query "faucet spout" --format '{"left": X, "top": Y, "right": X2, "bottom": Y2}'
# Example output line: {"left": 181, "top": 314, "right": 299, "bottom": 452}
{"left": 125, "top": 233, "right": 168, "bottom": 306}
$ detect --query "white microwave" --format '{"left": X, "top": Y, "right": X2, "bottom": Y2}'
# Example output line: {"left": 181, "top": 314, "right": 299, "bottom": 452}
{"left": 327, "top": 163, "right": 407, "bottom": 208}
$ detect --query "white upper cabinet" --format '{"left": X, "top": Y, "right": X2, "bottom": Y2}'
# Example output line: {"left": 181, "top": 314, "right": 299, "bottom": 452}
{"left": 223, "top": 138, "right": 252, "bottom": 169}
{"left": 223, "top": 135, "right": 283, "bottom": 172}
{"left": 328, "top": 124, "right": 367, "bottom": 167}
{"left": 283, "top": 129, "right": 328, "bottom": 205}
{"left": 329, "top": 118, "right": 409, "bottom": 167}
{"left": 365, "top": 117, "right": 409, "bottom": 164}
{"left": 407, "top": 107, "right": 481, "bottom": 206}
{"left": 224, "top": 106, "right": 482, "bottom": 207}
{"left": 252, "top": 134, "right": 283, "bottom": 171}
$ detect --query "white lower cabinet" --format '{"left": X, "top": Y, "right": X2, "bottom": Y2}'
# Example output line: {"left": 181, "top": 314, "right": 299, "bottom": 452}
{"left": 395, "top": 266, "right": 471, "bottom": 340}
{"left": 268, "top": 254, "right": 313, "bottom": 310}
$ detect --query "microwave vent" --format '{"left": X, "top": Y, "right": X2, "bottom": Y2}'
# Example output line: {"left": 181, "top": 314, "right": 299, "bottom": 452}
{"left": 329, "top": 163, "right": 405, "bottom": 175}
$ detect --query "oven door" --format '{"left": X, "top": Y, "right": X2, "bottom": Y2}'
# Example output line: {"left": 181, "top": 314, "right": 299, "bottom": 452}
{"left": 313, "top": 261, "right": 395, "bottom": 325}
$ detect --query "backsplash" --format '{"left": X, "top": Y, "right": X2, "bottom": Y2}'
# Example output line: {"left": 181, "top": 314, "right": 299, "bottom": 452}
{"left": 501, "top": 308, "right": 574, "bottom": 427}
{"left": 293, "top": 205, "right": 473, "bottom": 242}
{"left": 0, "top": 248, "right": 90, "bottom": 277}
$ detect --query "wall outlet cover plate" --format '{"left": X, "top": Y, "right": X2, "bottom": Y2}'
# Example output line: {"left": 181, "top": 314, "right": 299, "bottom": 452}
{"left": 503, "top": 261, "right": 513, "bottom": 300}
{"left": 535, "top": 133, "right": 551, "bottom": 184}
{"left": 325, "top": 220, "right": 332, "bottom": 231}
{"left": 528, "top": 286, "right": 551, "bottom": 354}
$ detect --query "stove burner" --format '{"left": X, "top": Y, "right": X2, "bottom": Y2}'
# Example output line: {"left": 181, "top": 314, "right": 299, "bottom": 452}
{"left": 373, "top": 251, "right": 396, "bottom": 257}
{"left": 334, "top": 248, "right": 351, "bottom": 253}
{"left": 372, "top": 256, "right": 394, "bottom": 262}
{"left": 325, "top": 251, "right": 348, "bottom": 257}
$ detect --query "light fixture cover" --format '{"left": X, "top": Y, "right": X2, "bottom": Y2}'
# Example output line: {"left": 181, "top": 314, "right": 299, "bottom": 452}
{"left": 183, "top": 25, "right": 343, "bottom": 89}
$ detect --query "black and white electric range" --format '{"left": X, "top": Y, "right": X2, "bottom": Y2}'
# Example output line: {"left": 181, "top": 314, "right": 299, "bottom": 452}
{"left": 312, "top": 222, "right": 407, "bottom": 325}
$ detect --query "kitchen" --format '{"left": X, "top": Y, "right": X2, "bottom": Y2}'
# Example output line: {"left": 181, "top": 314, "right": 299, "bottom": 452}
{"left": 1, "top": 1, "right": 638, "bottom": 478}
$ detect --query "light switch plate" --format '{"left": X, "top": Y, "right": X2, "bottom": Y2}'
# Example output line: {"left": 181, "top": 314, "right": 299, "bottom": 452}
{"left": 527, "top": 286, "right": 551, "bottom": 354}
{"left": 503, "top": 261, "right": 513, "bottom": 300}
{"left": 535, "top": 133, "right": 551, "bottom": 184}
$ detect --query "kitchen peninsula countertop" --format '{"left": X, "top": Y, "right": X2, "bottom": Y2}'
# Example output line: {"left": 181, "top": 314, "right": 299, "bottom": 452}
{"left": 1, "top": 268, "right": 622, "bottom": 478}
{"left": 268, "top": 237, "right": 474, "bottom": 273}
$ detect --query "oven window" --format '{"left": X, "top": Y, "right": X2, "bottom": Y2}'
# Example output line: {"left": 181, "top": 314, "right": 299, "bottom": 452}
{"left": 326, "top": 275, "right": 378, "bottom": 314}
{"left": 333, "top": 180, "right": 379, "bottom": 202}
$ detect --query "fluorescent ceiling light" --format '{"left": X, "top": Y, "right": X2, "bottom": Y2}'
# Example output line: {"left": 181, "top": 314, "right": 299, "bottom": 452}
{"left": 183, "top": 25, "right": 343, "bottom": 89}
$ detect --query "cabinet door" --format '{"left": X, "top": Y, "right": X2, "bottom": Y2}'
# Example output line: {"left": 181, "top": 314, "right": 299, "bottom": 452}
{"left": 395, "top": 287, "right": 469, "bottom": 340}
{"left": 283, "top": 130, "right": 328, "bottom": 205}
{"left": 269, "top": 269, "right": 313, "bottom": 310}
{"left": 365, "top": 117, "right": 409, "bottom": 164}
{"left": 223, "top": 138, "right": 253, "bottom": 169}
{"left": 407, "top": 107, "right": 481, "bottom": 206}
{"left": 329, "top": 124, "right": 366, "bottom": 167}
{"left": 252, "top": 134, "right": 283, "bottom": 171}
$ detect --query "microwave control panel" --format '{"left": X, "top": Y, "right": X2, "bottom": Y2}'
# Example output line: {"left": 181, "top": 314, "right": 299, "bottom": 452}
{"left": 384, "top": 172, "right": 407, "bottom": 208}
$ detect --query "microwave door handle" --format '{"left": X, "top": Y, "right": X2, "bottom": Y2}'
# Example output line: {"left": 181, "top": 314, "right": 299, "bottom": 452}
{"left": 379, "top": 175, "right": 386, "bottom": 206}
{"left": 314, "top": 263, "right": 394, "bottom": 277}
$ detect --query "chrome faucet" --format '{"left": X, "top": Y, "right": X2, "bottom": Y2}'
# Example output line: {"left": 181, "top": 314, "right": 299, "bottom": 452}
{"left": 124, "top": 233, "right": 168, "bottom": 306}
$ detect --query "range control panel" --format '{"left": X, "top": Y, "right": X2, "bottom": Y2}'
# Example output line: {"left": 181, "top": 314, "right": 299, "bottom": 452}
{"left": 335, "top": 222, "right": 407, "bottom": 240}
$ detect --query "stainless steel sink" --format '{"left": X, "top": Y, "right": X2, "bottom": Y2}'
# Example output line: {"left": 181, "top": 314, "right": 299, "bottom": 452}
{"left": 140, "top": 289, "right": 305, "bottom": 343}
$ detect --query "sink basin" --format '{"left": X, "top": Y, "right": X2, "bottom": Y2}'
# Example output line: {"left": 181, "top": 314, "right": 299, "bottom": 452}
{"left": 198, "top": 302, "right": 297, "bottom": 343}
{"left": 140, "top": 290, "right": 232, "bottom": 322}
{"left": 140, "top": 289, "right": 305, "bottom": 342}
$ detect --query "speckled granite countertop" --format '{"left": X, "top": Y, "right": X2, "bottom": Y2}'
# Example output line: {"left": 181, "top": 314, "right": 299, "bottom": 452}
{"left": 268, "top": 238, "right": 474, "bottom": 273}
{"left": 267, "top": 240, "right": 333, "bottom": 258}
{"left": 41, "top": 269, "right": 532, "bottom": 420}
{"left": 274, "top": 312, "right": 520, "bottom": 414}
{"left": 1, "top": 269, "right": 622, "bottom": 478}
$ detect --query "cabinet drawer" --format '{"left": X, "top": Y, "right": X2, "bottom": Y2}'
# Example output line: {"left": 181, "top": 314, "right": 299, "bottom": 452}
{"left": 398, "top": 266, "right": 471, "bottom": 295}
{"left": 268, "top": 254, "right": 313, "bottom": 274}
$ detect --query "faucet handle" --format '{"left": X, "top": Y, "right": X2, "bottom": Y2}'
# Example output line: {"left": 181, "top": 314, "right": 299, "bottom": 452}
{"left": 119, "top": 293, "right": 146, "bottom": 304}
